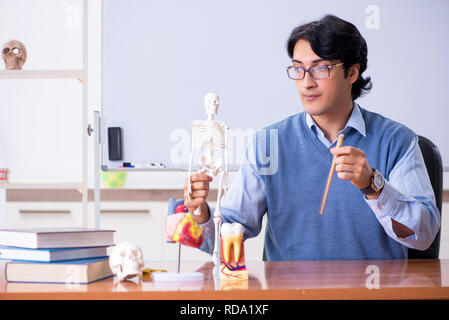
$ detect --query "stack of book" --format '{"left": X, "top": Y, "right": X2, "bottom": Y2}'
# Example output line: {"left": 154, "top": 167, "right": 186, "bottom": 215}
{"left": 0, "top": 227, "right": 115, "bottom": 284}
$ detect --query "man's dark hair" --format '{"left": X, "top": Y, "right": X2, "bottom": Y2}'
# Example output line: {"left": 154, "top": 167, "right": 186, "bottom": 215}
{"left": 287, "top": 14, "right": 372, "bottom": 100}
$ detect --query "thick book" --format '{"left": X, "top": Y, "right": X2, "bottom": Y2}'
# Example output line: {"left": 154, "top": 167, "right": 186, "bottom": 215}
{"left": 4, "top": 257, "right": 113, "bottom": 284}
{"left": 0, "top": 227, "right": 115, "bottom": 249}
{"left": 0, "top": 246, "right": 109, "bottom": 262}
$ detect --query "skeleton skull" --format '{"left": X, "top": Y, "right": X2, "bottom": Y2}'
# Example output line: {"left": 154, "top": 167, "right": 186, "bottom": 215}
{"left": 204, "top": 93, "right": 219, "bottom": 117}
{"left": 109, "top": 242, "right": 144, "bottom": 282}
{"left": 2, "top": 40, "right": 27, "bottom": 70}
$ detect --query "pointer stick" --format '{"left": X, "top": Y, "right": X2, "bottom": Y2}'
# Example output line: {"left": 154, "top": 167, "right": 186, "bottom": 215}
{"left": 319, "top": 134, "right": 344, "bottom": 215}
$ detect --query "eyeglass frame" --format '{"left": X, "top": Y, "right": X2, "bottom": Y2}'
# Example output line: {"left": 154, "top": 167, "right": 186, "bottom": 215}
{"left": 286, "top": 62, "right": 344, "bottom": 80}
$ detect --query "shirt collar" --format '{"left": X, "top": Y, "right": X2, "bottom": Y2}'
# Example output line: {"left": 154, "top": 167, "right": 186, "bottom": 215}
{"left": 305, "top": 102, "right": 366, "bottom": 138}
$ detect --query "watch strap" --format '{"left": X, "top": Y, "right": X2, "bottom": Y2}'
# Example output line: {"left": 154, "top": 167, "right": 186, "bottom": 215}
{"left": 360, "top": 168, "right": 377, "bottom": 195}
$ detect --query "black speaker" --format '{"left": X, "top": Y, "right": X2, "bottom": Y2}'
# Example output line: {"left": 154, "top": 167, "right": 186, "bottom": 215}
{"left": 108, "top": 127, "right": 122, "bottom": 161}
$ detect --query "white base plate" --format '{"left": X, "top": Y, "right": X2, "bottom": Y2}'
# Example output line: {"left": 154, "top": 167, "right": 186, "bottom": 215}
{"left": 152, "top": 272, "right": 204, "bottom": 282}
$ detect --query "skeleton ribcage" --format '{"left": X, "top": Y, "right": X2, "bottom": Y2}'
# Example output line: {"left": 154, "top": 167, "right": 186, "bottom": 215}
{"left": 192, "top": 120, "right": 225, "bottom": 149}
{"left": 192, "top": 120, "right": 226, "bottom": 171}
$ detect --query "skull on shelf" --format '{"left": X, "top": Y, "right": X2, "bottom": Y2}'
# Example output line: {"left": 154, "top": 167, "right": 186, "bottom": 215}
{"left": 2, "top": 40, "right": 27, "bottom": 70}
{"left": 109, "top": 242, "right": 145, "bottom": 282}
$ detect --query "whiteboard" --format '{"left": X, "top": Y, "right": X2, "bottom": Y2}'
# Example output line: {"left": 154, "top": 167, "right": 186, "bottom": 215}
{"left": 102, "top": 0, "right": 449, "bottom": 170}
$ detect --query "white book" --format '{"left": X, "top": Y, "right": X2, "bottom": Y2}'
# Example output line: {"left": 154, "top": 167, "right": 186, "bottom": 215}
{"left": 0, "top": 227, "right": 115, "bottom": 249}
{"left": 4, "top": 257, "right": 113, "bottom": 284}
{"left": 0, "top": 246, "right": 109, "bottom": 262}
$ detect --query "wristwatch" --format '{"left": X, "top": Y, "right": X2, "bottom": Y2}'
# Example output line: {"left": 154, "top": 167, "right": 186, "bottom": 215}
{"left": 360, "top": 168, "right": 384, "bottom": 195}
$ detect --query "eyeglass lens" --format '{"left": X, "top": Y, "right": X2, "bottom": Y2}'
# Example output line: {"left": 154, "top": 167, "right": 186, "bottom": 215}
{"left": 288, "top": 65, "right": 330, "bottom": 80}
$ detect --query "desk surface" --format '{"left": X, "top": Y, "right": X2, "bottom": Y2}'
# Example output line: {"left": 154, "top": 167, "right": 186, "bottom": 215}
{"left": 1, "top": 259, "right": 449, "bottom": 300}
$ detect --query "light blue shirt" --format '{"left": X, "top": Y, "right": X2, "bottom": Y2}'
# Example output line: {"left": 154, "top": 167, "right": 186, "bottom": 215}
{"left": 200, "top": 104, "right": 440, "bottom": 254}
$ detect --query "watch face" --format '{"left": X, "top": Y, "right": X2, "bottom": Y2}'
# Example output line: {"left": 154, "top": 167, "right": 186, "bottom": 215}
{"left": 373, "top": 171, "right": 384, "bottom": 189}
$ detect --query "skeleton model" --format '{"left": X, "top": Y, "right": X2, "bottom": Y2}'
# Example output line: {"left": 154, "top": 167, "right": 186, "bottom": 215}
{"left": 188, "top": 93, "right": 229, "bottom": 266}
{"left": 2, "top": 40, "right": 27, "bottom": 70}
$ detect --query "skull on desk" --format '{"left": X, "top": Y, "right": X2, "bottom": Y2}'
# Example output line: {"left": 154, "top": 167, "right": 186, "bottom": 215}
{"left": 109, "top": 242, "right": 144, "bottom": 282}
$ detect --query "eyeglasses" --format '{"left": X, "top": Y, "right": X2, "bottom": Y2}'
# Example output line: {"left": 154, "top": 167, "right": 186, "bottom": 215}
{"left": 286, "top": 62, "right": 344, "bottom": 80}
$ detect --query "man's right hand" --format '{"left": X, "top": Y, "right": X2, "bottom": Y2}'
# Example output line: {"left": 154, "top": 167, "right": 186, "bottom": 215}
{"left": 183, "top": 173, "right": 213, "bottom": 224}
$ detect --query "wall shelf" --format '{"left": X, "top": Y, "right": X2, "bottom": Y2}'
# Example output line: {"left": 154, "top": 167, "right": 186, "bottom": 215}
{"left": 0, "top": 70, "right": 83, "bottom": 80}
{"left": 0, "top": 181, "right": 84, "bottom": 190}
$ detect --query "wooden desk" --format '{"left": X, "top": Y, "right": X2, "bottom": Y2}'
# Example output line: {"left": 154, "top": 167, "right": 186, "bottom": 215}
{"left": 1, "top": 259, "right": 449, "bottom": 300}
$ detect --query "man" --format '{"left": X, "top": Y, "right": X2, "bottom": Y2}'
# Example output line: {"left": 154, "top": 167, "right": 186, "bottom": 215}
{"left": 167, "top": 14, "right": 440, "bottom": 260}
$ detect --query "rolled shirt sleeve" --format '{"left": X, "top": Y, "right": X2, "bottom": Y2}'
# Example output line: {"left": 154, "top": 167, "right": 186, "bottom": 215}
{"left": 365, "top": 136, "right": 441, "bottom": 250}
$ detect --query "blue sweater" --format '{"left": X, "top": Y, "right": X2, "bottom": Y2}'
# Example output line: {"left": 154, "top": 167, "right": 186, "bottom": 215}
{"left": 255, "top": 108, "right": 415, "bottom": 260}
